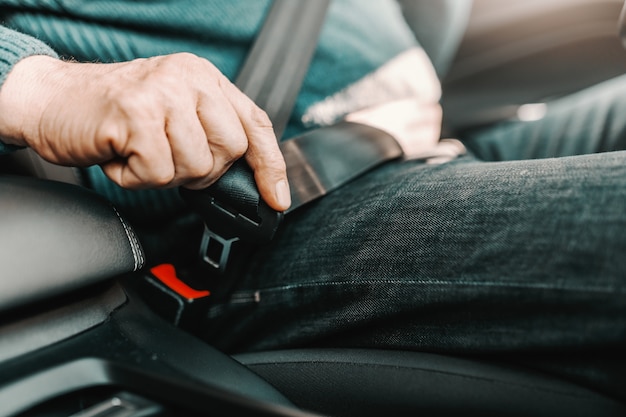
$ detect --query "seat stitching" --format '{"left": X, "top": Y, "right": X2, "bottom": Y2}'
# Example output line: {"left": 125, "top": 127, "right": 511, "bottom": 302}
{"left": 112, "top": 206, "right": 144, "bottom": 271}
{"left": 255, "top": 279, "right": 622, "bottom": 295}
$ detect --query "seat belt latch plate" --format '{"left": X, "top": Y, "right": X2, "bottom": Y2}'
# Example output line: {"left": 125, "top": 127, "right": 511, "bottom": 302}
{"left": 200, "top": 226, "right": 241, "bottom": 274}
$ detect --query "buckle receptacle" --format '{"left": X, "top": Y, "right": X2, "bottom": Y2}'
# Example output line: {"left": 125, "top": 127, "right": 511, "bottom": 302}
{"left": 180, "top": 160, "right": 284, "bottom": 275}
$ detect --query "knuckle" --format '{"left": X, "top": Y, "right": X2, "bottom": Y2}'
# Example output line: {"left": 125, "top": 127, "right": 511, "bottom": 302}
{"left": 267, "top": 155, "right": 287, "bottom": 175}
{"left": 229, "top": 134, "right": 249, "bottom": 158}
{"left": 163, "top": 52, "right": 206, "bottom": 76}
{"left": 96, "top": 121, "right": 124, "bottom": 146}
{"left": 254, "top": 147, "right": 286, "bottom": 174}
{"left": 172, "top": 51, "right": 198, "bottom": 62}
{"left": 150, "top": 166, "right": 176, "bottom": 187}
{"left": 158, "top": 52, "right": 197, "bottom": 69}
{"left": 117, "top": 177, "right": 140, "bottom": 190}
{"left": 171, "top": 53, "right": 198, "bottom": 73}
{"left": 250, "top": 105, "right": 273, "bottom": 129}
{"left": 212, "top": 72, "right": 226, "bottom": 89}
{"left": 188, "top": 158, "right": 214, "bottom": 179}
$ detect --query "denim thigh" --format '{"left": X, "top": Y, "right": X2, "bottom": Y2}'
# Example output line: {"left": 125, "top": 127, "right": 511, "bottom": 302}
{"left": 203, "top": 152, "right": 626, "bottom": 355}
{"left": 463, "top": 74, "right": 626, "bottom": 161}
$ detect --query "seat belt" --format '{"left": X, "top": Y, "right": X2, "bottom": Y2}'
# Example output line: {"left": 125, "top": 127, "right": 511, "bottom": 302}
{"left": 235, "top": 0, "right": 330, "bottom": 141}
{"left": 180, "top": 0, "right": 403, "bottom": 274}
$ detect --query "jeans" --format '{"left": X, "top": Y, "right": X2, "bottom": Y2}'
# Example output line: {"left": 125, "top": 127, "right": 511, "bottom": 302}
{"left": 203, "top": 76, "right": 626, "bottom": 399}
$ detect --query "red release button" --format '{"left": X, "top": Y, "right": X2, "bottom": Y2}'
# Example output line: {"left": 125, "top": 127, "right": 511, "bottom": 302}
{"left": 150, "top": 263, "right": 210, "bottom": 300}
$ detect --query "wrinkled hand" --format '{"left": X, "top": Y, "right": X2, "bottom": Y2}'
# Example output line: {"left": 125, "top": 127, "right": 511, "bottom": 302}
{"left": 0, "top": 53, "right": 291, "bottom": 211}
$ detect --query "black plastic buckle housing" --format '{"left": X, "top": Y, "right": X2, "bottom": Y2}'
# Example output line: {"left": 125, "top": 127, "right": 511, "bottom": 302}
{"left": 180, "top": 160, "right": 284, "bottom": 274}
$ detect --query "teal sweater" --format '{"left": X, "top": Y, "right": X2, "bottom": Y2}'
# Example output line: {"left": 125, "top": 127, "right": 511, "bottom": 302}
{"left": 0, "top": 0, "right": 426, "bottom": 225}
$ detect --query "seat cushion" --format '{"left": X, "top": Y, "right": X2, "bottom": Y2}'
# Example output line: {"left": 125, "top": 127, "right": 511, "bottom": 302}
{"left": 235, "top": 348, "right": 626, "bottom": 417}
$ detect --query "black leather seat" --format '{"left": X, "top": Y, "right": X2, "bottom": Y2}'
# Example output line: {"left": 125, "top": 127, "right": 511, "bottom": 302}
{"left": 235, "top": 348, "right": 626, "bottom": 417}
{"left": 2, "top": 174, "right": 625, "bottom": 417}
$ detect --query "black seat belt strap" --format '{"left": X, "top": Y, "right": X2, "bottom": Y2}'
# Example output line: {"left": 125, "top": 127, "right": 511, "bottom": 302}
{"left": 236, "top": 0, "right": 331, "bottom": 140}
{"left": 180, "top": 0, "right": 403, "bottom": 275}
{"left": 281, "top": 121, "right": 402, "bottom": 212}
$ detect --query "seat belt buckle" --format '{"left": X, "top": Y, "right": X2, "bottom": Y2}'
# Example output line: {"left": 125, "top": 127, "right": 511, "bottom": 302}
{"left": 199, "top": 227, "right": 239, "bottom": 274}
{"left": 180, "top": 160, "right": 284, "bottom": 274}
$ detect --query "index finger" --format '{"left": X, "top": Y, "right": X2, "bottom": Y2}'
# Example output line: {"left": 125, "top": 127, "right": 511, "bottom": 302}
{"left": 220, "top": 78, "right": 291, "bottom": 211}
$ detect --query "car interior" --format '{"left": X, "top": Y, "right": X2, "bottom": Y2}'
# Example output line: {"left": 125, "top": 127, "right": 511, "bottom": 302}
{"left": 1, "top": 1, "right": 626, "bottom": 416}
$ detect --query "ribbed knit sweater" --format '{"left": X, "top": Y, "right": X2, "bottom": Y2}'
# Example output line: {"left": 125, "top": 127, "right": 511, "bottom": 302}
{"left": 0, "top": 0, "right": 438, "bottom": 226}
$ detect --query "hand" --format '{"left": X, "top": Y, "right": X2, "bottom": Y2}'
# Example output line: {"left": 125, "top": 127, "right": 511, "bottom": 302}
{"left": 0, "top": 53, "right": 291, "bottom": 211}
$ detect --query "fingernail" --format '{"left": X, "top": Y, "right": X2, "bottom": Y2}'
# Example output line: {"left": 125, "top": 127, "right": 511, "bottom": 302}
{"left": 275, "top": 179, "right": 291, "bottom": 209}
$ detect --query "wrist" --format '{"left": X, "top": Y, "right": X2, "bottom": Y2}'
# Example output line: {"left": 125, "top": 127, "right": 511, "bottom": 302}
{"left": 0, "top": 55, "right": 64, "bottom": 147}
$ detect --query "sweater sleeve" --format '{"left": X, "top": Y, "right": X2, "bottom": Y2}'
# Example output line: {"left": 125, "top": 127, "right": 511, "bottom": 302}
{"left": 0, "top": 25, "right": 58, "bottom": 153}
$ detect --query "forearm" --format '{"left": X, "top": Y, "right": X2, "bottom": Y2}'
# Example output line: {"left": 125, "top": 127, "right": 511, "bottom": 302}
{"left": 0, "top": 25, "right": 58, "bottom": 152}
